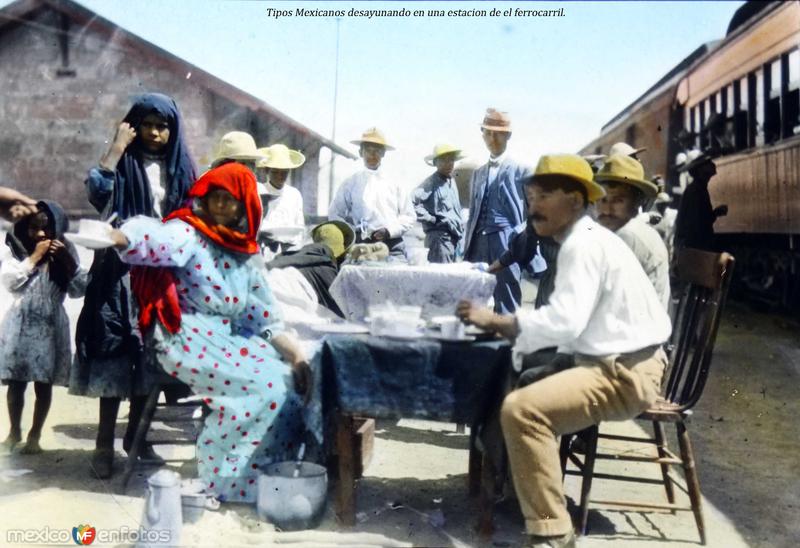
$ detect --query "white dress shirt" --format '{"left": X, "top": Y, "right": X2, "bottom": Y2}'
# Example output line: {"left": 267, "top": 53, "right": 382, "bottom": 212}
{"left": 260, "top": 185, "right": 305, "bottom": 248}
{"left": 328, "top": 167, "right": 415, "bottom": 239}
{"left": 513, "top": 215, "right": 671, "bottom": 370}
{"left": 616, "top": 216, "right": 671, "bottom": 310}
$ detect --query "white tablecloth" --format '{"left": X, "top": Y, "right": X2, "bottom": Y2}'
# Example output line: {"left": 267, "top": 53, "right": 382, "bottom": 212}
{"left": 330, "top": 263, "right": 496, "bottom": 321}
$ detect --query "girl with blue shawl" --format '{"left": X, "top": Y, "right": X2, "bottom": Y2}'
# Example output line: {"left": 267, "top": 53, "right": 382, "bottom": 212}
{"left": 70, "top": 93, "right": 196, "bottom": 478}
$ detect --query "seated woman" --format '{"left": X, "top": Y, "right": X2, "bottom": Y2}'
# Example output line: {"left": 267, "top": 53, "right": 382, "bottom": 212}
{"left": 108, "top": 162, "right": 312, "bottom": 503}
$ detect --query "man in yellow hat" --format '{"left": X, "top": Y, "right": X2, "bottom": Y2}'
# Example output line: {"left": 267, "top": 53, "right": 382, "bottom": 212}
{"left": 456, "top": 154, "right": 670, "bottom": 548}
{"left": 256, "top": 144, "right": 306, "bottom": 254}
{"left": 595, "top": 155, "right": 670, "bottom": 309}
{"left": 328, "top": 127, "right": 415, "bottom": 256}
{"left": 412, "top": 144, "right": 465, "bottom": 262}
{"left": 463, "top": 108, "right": 530, "bottom": 313}
{"left": 266, "top": 220, "right": 354, "bottom": 317}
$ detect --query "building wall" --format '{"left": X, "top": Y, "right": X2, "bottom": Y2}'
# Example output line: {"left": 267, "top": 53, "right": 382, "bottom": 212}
{"left": 0, "top": 6, "right": 322, "bottom": 216}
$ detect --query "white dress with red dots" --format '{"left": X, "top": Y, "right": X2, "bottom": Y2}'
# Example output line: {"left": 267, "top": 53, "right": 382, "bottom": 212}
{"left": 118, "top": 216, "right": 306, "bottom": 503}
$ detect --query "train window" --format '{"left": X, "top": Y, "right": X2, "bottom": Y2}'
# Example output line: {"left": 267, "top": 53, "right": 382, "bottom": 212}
{"left": 765, "top": 60, "right": 781, "bottom": 144}
{"left": 755, "top": 68, "right": 765, "bottom": 147}
{"left": 734, "top": 79, "right": 748, "bottom": 151}
{"left": 789, "top": 49, "right": 800, "bottom": 90}
{"left": 784, "top": 50, "right": 800, "bottom": 137}
{"left": 726, "top": 85, "right": 735, "bottom": 117}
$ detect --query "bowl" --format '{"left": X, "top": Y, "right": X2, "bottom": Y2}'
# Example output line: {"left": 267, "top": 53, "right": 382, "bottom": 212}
{"left": 256, "top": 462, "right": 328, "bottom": 530}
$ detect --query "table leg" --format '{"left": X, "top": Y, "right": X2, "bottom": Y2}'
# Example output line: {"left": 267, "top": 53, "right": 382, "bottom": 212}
{"left": 468, "top": 428, "right": 482, "bottom": 496}
{"left": 477, "top": 450, "right": 498, "bottom": 537}
{"left": 335, "top": 413, "right": 357, "bottom": 526}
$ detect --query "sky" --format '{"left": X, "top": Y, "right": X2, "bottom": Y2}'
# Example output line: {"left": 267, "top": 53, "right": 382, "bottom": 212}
{"left": 4, "top": 0, "right": 745, "bottom": 213}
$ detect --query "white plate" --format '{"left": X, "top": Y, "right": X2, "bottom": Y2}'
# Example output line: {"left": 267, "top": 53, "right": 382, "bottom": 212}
{"left": 429, "top": 315, "right": 458, "bottom": 325}
{"left": 427, "top": 334, "right": 476, "bottom": 343}
{"left": 378, "top": 330, "right": 425, "bottom": 340}
{"left": 65, "top": 232, "right": 115, "bottom": 249}
{"left": 310, "top": 323, "right": 370, "bottom": 335}
{"left": 260, "top": 226, "right": 305, "bottom": 240}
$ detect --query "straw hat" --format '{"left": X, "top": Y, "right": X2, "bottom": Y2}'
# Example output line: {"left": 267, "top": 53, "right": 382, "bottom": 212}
{"left": 256, "top": 144, "right": 306, "bottom": 170}
{"left": 311, "top": 220, "right": 355, "bottom": 259}
{"left": 350, "top": 127, "right": 395, "bottom": 150}
{"left": 595, "top": 154, "right": 658, "bottom": 199}
{"left": 210, "top": 131, "right": 266, "bottom": 167}
{"left": 529, "top": 154, "right": 606, "bottom": 203}
{"left": 480, "top": 108, "right": 512, "bottom": 132}
{"left": 608, "top": 142, "right": 646, "bottom": 157}
{"left": 424, "top": 144, "right": 465, "bottom": 166}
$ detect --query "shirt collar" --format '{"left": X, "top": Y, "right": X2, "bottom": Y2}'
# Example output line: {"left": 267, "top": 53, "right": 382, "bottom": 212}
{"left": 488, "top": 153, "right": 506, "bottom": 167}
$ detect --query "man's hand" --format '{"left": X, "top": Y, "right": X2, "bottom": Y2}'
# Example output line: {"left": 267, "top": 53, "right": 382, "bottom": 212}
{"left": 456, "top": 299, "right": 520, "bottom": 340}
{"left": 30, "top": 240, "right": 51, "bottom": 265}
{"left": 291, "top": 360, "right": 314, "bottom": 405}
{"left": 370, "top": 228, "right": 389, "bottom": 241}
{"left": 487, "top": 260, "right": 503, "bottom": 274}
{"left": 455, "top": 300, "right": 496, "bottom": 330}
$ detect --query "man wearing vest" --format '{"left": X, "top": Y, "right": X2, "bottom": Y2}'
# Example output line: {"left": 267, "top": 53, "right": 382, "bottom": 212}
{"left": 463, "top": 108, "right": 530, "bottom": 313}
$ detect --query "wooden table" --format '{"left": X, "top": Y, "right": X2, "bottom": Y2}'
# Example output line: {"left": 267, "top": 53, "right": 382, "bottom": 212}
{"left": 319, "top": 334, "right": 512, "bottom": 533}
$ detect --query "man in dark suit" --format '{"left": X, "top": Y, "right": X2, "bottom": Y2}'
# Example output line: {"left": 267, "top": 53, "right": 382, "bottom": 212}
{"left": 463, "top": 108, "right": 529, "bottom": 313}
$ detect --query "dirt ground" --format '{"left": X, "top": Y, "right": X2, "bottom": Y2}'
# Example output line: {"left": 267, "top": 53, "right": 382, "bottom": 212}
{"left": 0, "top": 240, "right": 797, "bottom": 547}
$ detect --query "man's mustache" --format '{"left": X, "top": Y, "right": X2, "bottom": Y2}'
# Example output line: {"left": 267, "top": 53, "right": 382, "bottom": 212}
{"left": 530, "top": 213, "right": 547, "bottom": 222}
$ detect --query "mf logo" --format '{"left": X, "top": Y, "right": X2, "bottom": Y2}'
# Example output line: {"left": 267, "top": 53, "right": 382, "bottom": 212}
{"left": 72, "top": 524, "right": 96, "bottom": 545}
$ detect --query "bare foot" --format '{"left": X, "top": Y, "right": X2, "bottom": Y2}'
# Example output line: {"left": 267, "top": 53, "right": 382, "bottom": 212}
{"left": 19, "top": 438, "right": 43, "bottom": 455}
{"left": 0, "top": 434, "right": 21, "bottom": 454}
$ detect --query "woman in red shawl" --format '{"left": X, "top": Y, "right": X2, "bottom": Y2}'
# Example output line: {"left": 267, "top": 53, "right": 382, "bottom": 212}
{"left": 108, "top": 163, "right": 312, "bottom": 503}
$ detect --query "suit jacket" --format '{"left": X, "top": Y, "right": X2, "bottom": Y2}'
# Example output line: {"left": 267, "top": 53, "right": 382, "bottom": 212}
{"left": 463, "top": 158, "right": 529, "bottom": 256}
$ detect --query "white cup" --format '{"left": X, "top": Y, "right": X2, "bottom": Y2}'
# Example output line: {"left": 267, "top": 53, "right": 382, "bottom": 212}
{"left": 440, "top": 317, "right": 465, "bottom": 339}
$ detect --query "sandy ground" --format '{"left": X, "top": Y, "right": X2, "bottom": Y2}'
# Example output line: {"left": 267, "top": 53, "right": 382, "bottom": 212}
{"left": 0, "top": 241, "right": 797, "bottom": 547}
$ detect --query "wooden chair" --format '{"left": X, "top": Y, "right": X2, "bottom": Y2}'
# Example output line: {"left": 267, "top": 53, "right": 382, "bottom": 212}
{"left": 560, "top": 248, "right": 735, "bottom": 545}
{"left": 120, "top": 375, "right": 205, "bottom": 492}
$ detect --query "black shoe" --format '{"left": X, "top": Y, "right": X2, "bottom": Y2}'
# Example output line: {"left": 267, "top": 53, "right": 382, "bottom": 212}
{"left": 91, "top": 448, "right": 115, "bottom": 479}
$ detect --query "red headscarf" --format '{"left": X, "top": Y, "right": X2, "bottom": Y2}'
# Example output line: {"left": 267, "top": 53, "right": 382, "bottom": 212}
{"left": 164, "top": 162, "right": 263, "bottom": 254}
{"left": 132, "top": 162, "right": 262, "bottom": 334}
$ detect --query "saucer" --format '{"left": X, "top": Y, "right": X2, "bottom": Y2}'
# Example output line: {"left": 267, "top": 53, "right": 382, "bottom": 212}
{"left": 428, "top": 334, "right": 476, "bottom": 343}
{"left": 65, "top": 232, "right": 115, "bottom": 249}
{"left": 310, "top": 322, "right": 370, "bottom": 335}
{"left": 378, "top": 330, "right": 425, "bottom": 340}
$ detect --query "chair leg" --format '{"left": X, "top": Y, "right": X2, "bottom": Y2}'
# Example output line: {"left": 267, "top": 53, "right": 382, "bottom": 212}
{"left": 652, "top": 421, "right": 676, "bottom": 508}
{"left": 559, "top": 434, "right": 572, "bottom": 478}
{"left": 120, "top": 386, "right": 160, "bottom": 492}
{"left": 578, "top": 426, "right": 599, "bottom": 536}
{"left": 468, "top": 428, "right": 482, "bottom": 496}
{"left": 676, "top": 421, "right": 706, "bottom": 545}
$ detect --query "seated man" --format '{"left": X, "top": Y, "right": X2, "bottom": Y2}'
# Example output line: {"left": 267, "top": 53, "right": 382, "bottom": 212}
{"left": 266, "top": 220, "right": 354, "bottom": 317}
{"left": 457, "top": 154, "right": 671, "bottom": 548}
{"left": 595, "top": 154, "right": 670, "bottom": 310}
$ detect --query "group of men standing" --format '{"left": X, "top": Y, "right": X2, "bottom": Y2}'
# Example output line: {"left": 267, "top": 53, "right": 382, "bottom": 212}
{"left": 329, "top": 108, "right": 534, "bottom": 314}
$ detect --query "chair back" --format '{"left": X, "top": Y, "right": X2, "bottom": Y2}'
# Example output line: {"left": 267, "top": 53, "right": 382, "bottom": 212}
{"left": 663, "top": 248, "right": 735, "bottom": 412}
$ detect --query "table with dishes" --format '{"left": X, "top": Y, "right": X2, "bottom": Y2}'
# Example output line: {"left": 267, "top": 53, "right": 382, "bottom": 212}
{"left": 329, "top": 262, "right": 497, "bottom": 322}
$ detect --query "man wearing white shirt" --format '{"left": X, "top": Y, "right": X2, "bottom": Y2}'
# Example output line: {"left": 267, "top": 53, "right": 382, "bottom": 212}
{"left": 457, "top": 154, "right": 671, "bottom": 548}
{"left": 595, "top": 154, "right": 671, "bottom": 310}
{"left": 256, "top": 144, "right": 307, "bottom": 254}
{"left": 328, "top": 127, "right": 415, "bottom": 256}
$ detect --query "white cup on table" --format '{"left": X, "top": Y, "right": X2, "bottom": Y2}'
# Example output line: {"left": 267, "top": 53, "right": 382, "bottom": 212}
{"left": 439, "top": 317, "right": 465, "bottom": 339}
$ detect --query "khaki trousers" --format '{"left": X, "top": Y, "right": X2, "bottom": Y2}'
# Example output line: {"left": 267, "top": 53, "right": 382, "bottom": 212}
{"left": 500, "top": 346, "right": 666, "bottom": 536}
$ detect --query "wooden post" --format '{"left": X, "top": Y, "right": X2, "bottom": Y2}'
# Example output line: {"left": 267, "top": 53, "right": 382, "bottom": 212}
{"left": 334, "top": 413, "right": 357, "bottom": 526}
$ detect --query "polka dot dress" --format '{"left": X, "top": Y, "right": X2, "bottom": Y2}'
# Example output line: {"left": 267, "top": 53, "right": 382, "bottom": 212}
{"left": 120, "top": 217, "right": 305, "bottom": 503}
